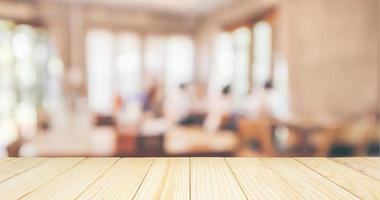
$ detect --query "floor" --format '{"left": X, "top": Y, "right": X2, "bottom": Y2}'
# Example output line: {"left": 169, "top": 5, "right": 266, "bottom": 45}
{"left": 0, "top": 157, "right": 379, "bottom": 199}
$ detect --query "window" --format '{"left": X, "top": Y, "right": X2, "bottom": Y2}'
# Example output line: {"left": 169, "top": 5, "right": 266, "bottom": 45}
{"left": 210, "top": 32, "right": 234, "bottom": 96}
{"left": 211, "top": 10, "right": 288, "bottom": 98}
{"left": 211, "top": 28, "right": 251, "bottom": 99}
{"left": 115, "top": 32, "right": 141, "bottom": 100}
{"left": 87, "top": 30, "right": 143, "bottom": 113}
{"left": 86, "top": 29, "right": 114, "bottom": 114}
{"left": 86, "top": 29, "right": 194, "bottom": 113}
{"left": 273, "top": 57, "right": 288, "bottom": 94}
{"left": 232, "top": 27, "right": 251, "bottom": 97}
{"left": 145, "top": 35, "right": 166, "bottom": 77}
{"left": 0, "top": 20, "right": 59, "bottom": 146}
{"left": 252, "top": 21, "right": 272, "bottom": 88}
{"left": 166, "top": 35, "right": 193, "bottom": 95}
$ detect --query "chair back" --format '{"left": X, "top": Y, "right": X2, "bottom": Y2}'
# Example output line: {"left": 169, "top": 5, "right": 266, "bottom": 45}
{"left": 237, "top": 118, "right": 275, "bottom": 156}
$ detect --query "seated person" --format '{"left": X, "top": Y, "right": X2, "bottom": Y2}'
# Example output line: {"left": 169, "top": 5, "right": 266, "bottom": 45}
{"left": 204, "top": 85, "right": 237, "bottom": 133}
{"left": 142, "top": 79, "right": 164, "bottom": 117}
{"left": 244, "top": 80, "right": 289, "bottom": 120}
{"left": 164, "top": 83, "right": 192, "bottom": 124}
{"left": 178, "top": 82, "right": 208, "bottom": 126}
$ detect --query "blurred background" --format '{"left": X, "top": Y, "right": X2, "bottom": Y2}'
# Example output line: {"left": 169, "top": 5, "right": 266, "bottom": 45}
{"left": 0, "top": 0, "right": 379, "bottom": 157}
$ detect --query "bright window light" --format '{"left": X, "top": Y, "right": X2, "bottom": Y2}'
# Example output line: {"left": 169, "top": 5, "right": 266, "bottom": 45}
{"left": 166, "top": 35, "right": 193, "bottom": 95}
{"left": 86, "top": 29, "right": 114, "bottom": 114}
{"left": 145, "top": 35, "right": 166, "bottom": 76}
{"left": 233, "top": 27, "right": 250, "bottom": 97}
{"left": 210, "top": 32, "right": 234, "bottom": 96}
{"left": 253, "top": 21, "right": 272, "bottom": 88}
{"left": 115, "top": 32, "right": 142, "bottom": 100}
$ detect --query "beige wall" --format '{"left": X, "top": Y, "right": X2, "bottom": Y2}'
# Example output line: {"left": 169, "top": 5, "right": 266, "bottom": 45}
{"left": 283, "top": 0, "right": 379, "bottom": 115}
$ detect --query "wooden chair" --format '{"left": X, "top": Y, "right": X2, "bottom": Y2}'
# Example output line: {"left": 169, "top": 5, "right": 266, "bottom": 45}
{"left": 285, "top": 125, "right": 338, "bottom": 157}
{"left": 93, "top": 114, "right": 115, "bottom": 127}
{"left": 309, "top": 127, "right": 337, "bottom": 156}
{"left": 116, "top": 133, "right": 137, "bottom": 156}
{"left": 237, "top": 118, "right": 276, "bottom": 156}
{"left": 332, "top": 117, "right": 376, "bottom": 156}
{"left": 137, "top": 134, "right": 165, "bottom": 156}
{"left": 6, "top": 138, "right": 22, "bottom": 157}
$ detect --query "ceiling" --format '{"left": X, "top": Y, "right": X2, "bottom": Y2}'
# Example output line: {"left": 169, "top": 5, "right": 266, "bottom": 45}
{"left": 68, "top": 0, "right": 234, "bottom": 16}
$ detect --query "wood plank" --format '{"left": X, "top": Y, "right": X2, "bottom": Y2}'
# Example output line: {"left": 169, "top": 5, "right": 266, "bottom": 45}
{"left": 76, "top": 158, "right": 154, "bottom": 200}
{"left": 366, "top": 157, "right": 380, "bottom": 163}
{"left": 191, "top": 157, "right": 246, "bottom": 200}
{"left": 0, "top": 157, "right": 48, "bottom": 182}
{"left": 334, "top": 157, "right": 380, "bottom": 181}
{"left": 0, "top": 157, "right": 83, "bottom": 200}
{"left": 0, "top": 157, "right": 376, "bottom": 200}
{"left": 261, "top": 158, "right": 358, "bottom": 200}
{"left": 134, "top": 158, "right": 189, "bottom": 200}
{"left": 0, "top": 157, "right": 13, "bottom": 164}
{"left": 297, "top": 158, "right": 380, "bottom": 200}
{"left": 21, "top": 158, "right": 118, "bottom": 200}
{"left": 226, "top": 158, "right": 302, "bottom": 200}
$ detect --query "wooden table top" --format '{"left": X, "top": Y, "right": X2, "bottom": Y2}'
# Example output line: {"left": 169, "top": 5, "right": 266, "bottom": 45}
{"left": 0, "top": 157, "right": 379, "bottom": 199}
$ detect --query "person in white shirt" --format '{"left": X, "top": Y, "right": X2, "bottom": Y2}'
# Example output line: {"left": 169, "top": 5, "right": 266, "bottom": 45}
{"left": 204, "top": 85, "right": 234, "bottom": 133}
{"left": 245, "top": 81, "right": 289, "bottom": 120}
{"left": 164, "top": 83, "right": 192, "bottom": 123}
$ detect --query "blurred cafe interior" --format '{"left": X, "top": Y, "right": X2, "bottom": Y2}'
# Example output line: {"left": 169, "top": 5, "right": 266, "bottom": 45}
{"left": 0, "top": 0, "right": 379, "bottom": 157}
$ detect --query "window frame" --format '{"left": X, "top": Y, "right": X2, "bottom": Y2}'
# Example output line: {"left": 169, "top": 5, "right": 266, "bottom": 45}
{"left": 222, "top": 8, "right": 279, "bottom": 94}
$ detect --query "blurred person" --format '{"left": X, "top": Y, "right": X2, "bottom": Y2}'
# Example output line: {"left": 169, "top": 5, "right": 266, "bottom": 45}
{"left": 142, "top": 79, "right": 164, "bottom": 118}
{"left": 113, "top": 94, "right": 123, "bottom": 113}
{"left": 189, "top": 82, "right": 208, "bottom": 114}
{"left": 164, "top": 83, "right": 192, "bottom": 123}
{"left": 241, "top": 80, "right": 289, "bottom": 151}
{"left": 115, "top": 95, "right": 144, "bottom": 128}
{"left": 37, "top": 107, "right": 50, "bottom": 131}
{"left": 204, "top": 85, "right": 236, "bottom": 133}
{"left": 245, "top": 80, "right": 289, "bottom": 120}
{"left": 178, "top": 82, "right": 208, "bottom": 126}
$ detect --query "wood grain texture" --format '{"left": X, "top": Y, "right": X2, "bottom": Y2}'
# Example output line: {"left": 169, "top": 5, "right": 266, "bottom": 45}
{"left": 226, "top": 158, "right": 302, "bottom": 200}
{"left": 0, "top": 157, "right": 48, "bottom": 182}
{"left": 366, "top": 157, "right": 380, "bottom": 163}
{"left": 0, "top": 157, "right": 83, "bottom": 200}
{"left": 76, "top": 158, "right": 153, "bottom": 200}
{"left": 261, "top": 158, "right": 359, "bottom": 199}
{"left": 134, "top": 158, "right": 189, "bottom": 200}
{"left": 191, "top": 157, "right": 246, "bottom": 200}
{"left": 0, "top": 157, "right": 13, "bottom": 164}
{"left": 0, "top": 157, "right": 378, "bottom": 200}
{"left": 334, "top": 157, "right": 380, "bottom": 181}
{"left": 297, "top": 158, "right": 380, "bottom": 200}
{"left": 21, "top": 158, "right": 118, "bottom": 200}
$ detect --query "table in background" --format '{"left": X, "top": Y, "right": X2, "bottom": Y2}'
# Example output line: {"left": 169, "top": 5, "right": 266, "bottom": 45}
{"left": 23, "top": 126, "right": 238, "bottom": 157}
{"left": 0, "top": 157, "right": 379, "bottom": 199}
